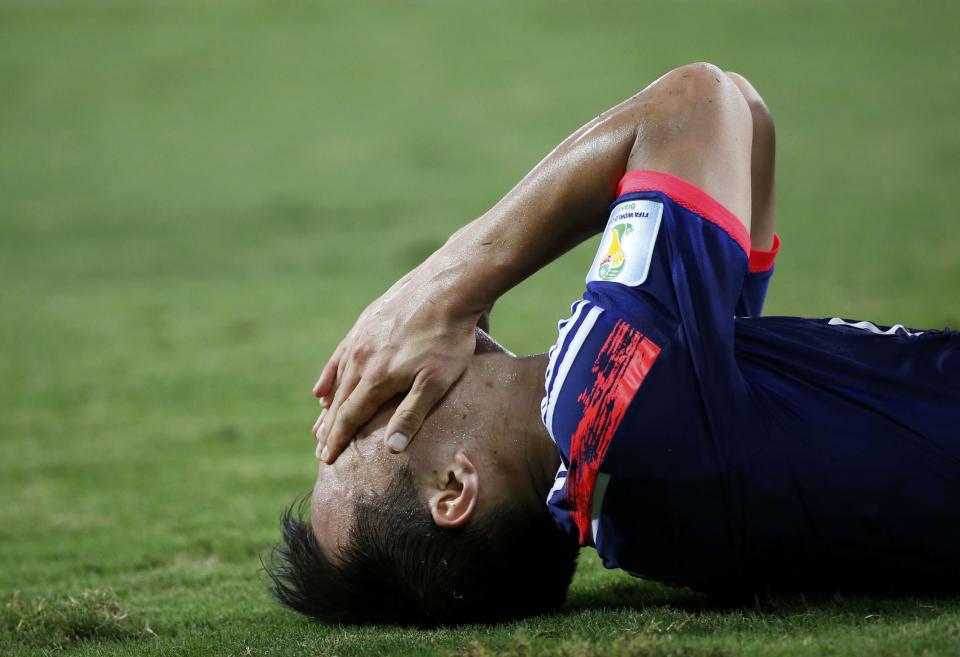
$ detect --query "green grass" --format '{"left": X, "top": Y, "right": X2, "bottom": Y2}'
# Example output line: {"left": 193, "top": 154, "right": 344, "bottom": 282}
{"left": 2, "top": 0, "right": 959, "bottom": 655}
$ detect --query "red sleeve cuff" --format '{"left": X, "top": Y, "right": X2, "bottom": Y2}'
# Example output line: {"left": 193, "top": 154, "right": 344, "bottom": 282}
{"left": 749, "top": 233, "right": 781, "bottom": 273}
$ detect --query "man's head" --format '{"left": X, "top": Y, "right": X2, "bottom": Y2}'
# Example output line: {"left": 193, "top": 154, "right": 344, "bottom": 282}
{"left": 266, "top": 341, "right": 579, "bottom": 626}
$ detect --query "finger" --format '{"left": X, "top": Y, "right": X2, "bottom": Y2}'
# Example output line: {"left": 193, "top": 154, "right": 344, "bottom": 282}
{"left": 326, "top": 341, "right": 353, "bottom": 403}
{"left": 313, "top": 362, "right": 337, "bottom": 398}
{"left": 383, "top": 367, "right": 451, "bottom": 454}
{"left": 318, "top": 360, "right": 363, "bottom": 453}
{"left": 311, "top": 408, "right": 326, "bottom": 438}
{"left": 322, "top": 375, "right": 405, "bottom": 464}
{"left": 313, "top": 342, "right": 347, "bottom": 398}
{"left": 316, "top": 337, "right": 371, "bottom": 442}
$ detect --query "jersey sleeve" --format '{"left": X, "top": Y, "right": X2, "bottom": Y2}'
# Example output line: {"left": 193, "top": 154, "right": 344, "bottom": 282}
{"left": 735, "top": 234, "right": 781, "bottom": 318}
{"left": 585, "top": 170, "right": 751, "bottom": 347}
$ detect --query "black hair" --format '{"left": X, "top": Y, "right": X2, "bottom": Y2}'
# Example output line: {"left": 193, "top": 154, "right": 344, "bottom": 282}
{"left": 264, "top": 464, "right": 579, "bottom": 627}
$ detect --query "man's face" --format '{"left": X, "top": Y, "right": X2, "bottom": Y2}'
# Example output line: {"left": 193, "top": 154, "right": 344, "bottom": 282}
{"left": 308, "top": 347, "right": 549, "bottom": 564}
{"left": 310, "top": 404, "right": 403, "bottom": 562}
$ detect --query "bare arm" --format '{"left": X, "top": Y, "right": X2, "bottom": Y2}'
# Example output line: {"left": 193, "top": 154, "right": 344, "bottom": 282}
{"left": 313, "top": 98, "right": 644, "bottom": 463}
{"left": 315, "top": 62, "right": 755, "bottom": 464}
{"left": 423, "top": 100, "right": 648, "bottom": 319}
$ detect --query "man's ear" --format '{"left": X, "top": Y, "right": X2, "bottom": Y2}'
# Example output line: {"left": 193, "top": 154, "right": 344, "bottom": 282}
{"left": 427, "top": 450, "right": 479, "bottom": 529}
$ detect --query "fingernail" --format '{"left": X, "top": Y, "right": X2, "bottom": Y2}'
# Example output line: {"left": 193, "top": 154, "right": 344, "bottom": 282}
{"left": 315, "top": 441, "right": 324, "bottom": 460}
{"left": 320, "top": 445, "right": 329, "bottom": 463}
{"left": 386, "top": 432, "right": 409, "bottom": 453}
{"left": 315, "top": 422, "right": 324, "bottom": 441}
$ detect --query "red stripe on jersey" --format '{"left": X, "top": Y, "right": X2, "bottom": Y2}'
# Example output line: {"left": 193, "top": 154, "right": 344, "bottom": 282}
{"left": 618, "top": 169, "right": 751, "bottom": 256}
{"left": 748, "top": 233, "right": 781, "bottom": 273}
{"left": 566, "top": 319, "right": 661, "bottom": 544}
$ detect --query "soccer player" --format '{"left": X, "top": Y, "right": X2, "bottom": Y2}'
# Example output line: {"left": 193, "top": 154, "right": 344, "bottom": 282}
{"left": 266, "top": 63, "right": 960, "bottom": 626}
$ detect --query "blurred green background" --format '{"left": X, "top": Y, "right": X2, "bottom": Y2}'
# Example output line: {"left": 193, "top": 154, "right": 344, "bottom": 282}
{"left": 2, "top": 1, "right": 959, "bottom": 655}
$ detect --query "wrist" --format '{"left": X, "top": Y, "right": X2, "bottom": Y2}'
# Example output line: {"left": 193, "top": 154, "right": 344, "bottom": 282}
{"left": 418, "top": 244, "right": 495, "bottom": 323}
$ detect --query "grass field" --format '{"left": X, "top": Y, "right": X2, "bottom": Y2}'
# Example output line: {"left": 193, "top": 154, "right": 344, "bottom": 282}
{"left": 2, "top": 1, "right": 960, "bottom": 655}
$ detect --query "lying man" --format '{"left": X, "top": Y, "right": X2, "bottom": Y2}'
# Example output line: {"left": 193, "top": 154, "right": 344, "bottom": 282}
{"left": 266, "top": 63, "right": 960, "bottom": 626}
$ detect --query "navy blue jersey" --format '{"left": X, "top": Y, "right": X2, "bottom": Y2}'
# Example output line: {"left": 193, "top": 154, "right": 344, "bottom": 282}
{"left": 543, "top": 170, "right": 960, "bottom": 594}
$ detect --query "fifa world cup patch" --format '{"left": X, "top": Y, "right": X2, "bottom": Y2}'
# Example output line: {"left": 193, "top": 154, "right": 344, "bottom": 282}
{"left": 586, "top": 199, "right": 663, "bottom": 287}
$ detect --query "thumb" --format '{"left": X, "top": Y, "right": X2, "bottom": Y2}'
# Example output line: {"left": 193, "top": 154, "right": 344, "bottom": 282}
{"left": 384, "top": 368, "right": 449, "bottom": 453}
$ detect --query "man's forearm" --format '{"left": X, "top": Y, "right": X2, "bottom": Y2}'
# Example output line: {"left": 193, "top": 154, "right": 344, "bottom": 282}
{"left": 424, "top": 95, "right": 647, "bottom": 318}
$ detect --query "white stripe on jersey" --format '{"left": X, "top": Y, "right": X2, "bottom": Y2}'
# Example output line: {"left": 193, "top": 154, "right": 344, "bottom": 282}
{"left": 590, "top": 472, "right": 611, "bottom": 545}
{"left": 543, "top": 305, "right": 604, "bottom": 441}
{"left": 544, "top": 300, "right": 588, "bottom": 394}
{"left": 828, "top": 317, "right": 924, "bottom": 337}
{"left": 541, "top": 301, "right": 589, "bottom": 425}
{"left": 546, "top": 463, "right": 567, "bottom": 503}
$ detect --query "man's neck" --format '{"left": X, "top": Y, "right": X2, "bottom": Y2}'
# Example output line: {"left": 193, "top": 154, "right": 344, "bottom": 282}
{"left": 468, "top": 347, "right": 560, "bottom": 502}
{"left": 509, "top": 352, "right": 561, "bottom": 499}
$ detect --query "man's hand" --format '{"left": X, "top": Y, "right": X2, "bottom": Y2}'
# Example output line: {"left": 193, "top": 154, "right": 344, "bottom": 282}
{"left": 312, "top": 264, "right": 482, "bottom": 464}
